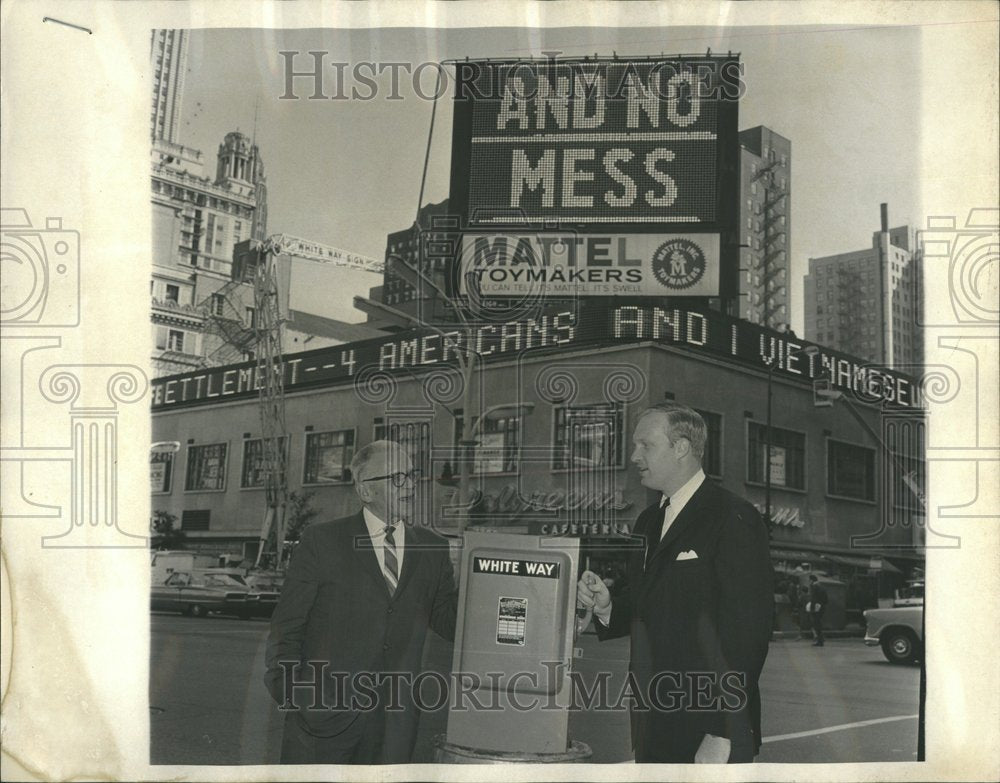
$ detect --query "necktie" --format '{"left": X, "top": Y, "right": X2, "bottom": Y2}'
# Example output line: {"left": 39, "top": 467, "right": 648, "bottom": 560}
{"left": 383, "top": 524, "right": 398, "bottom": 594}
{"left": 646, "top": 497, "right": 670, "bottom": 567}
{"left": 659, "top": 496, "right": 672, "bottom": 541}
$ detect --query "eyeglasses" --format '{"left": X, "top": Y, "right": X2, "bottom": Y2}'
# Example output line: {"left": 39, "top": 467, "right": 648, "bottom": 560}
{"left": 362, "top": 468, "right": 421, "bottom": 487}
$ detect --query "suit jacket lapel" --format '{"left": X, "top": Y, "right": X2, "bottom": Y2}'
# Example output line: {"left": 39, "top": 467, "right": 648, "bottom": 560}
{"left": 645, "top": 481, "right": 712, "bottom": 569}
{"left": 349, "top": 512, "right": 391, "bottom": 597}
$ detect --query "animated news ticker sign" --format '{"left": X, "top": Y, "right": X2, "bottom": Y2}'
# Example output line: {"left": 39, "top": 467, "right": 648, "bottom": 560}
{"left": 151, "top": 304, "right": 920, "bottom": 411}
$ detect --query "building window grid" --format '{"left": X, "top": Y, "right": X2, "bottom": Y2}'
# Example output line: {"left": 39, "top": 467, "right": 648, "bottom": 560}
{"left": 552, "top": 403, "right": 625, "bottom": 470}
{"left": 303, "top": 429, "right": 355, "bottom": 484}
{"left": 185, "top": 443, "right": 228, "bottom": 492}
{"left": 241, "top": 436, "right": 289, "bottom": 489}
{"left": 453, "top": 410, "right": 522, "bottom": 475}
{"left": 747, "top": 422, "right": 806, "bottom": 490}
{"left": 827, "top": 439, "right": 876, "bottom": 501}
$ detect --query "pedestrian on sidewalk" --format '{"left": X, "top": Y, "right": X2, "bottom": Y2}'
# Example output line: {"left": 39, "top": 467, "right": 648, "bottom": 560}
{"left": 795, "top": 582, "right": 811, "bottom": 639}
{"left": 806, "top": 575, "right": 828, "bottom": 647}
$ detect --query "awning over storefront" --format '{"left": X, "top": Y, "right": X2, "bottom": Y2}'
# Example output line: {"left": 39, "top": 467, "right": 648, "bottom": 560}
{"left": 819, "top": 553, "right": 902, "bottom": 574}
{"left": 771, "top": 548, "right": 904, "bottom": 574}
{"left": 770, "top": 549, "right": 818, "bottom": 563}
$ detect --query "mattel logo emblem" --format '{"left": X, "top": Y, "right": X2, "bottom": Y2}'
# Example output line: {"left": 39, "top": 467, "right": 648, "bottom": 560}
{"left": 652, "top": 238, "right": 707, "bottom": 290}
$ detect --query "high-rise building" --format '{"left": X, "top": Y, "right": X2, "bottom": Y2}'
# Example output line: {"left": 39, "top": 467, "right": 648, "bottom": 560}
{"left": 803, "top": 205, "right": 923, "bottom": 369}
{"left": 380, "top": 199, "right": 452, "bottom": 318}
{"left": 738, "top": 126, "right": 791, "bottom": 329}
{"left": 149, "top": 29, "right": 270, "bottom": 375}
{"left": 151, "top": 130, "right": 268, "bottom": 375}
{"left": 150, "top": 30, "right": 188, "bottom": 145}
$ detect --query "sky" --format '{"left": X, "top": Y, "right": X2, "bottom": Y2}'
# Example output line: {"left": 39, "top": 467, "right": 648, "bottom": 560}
{"left": 181, "top": 24, "right": 924, "bottom": 333}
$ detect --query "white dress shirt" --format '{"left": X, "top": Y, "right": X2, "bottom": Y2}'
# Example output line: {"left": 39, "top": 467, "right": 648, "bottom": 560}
{"left": 363, "top": 506, "right": 405, "bottom": 576}
{"left": 594, "top": 469, "right": 707, "bottom": 626}
{"left": 658, "top": 469, "right": 706, "bottom": 541}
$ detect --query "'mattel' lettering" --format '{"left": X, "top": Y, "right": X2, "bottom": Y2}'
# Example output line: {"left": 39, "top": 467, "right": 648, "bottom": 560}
{"left": 473, "top": 558, "right": 560, "bottom": 578}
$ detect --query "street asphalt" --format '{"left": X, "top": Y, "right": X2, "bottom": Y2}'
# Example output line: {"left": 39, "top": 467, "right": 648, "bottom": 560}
{"left": 150, "top": 613, "right": 919, "bottom": 765}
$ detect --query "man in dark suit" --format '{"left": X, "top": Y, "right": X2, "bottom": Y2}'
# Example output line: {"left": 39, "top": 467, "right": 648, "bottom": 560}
{"left": 265, "top": 440, "right": 458, "bottom": 764}
{"left": 577, "top": 403, "right": 774, "bottom": 763}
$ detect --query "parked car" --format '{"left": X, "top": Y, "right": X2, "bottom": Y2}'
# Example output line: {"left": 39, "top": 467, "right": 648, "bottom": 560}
{"left": 151, "top": 570, "right": 256, "bottom": 619}
{"left": 864, "top": 582, "right": 924, "bottom": 664}
{"left": 202, "top": 568, "right": 282, "bottom": 617}
{"left": 241, "top": 571, "right": 284, "bottom": 617}
{"left": 150, "top": 550, "right": 222, "bottom": 585}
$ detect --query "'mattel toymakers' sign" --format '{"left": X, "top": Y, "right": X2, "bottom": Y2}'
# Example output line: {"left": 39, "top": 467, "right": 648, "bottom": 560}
{"left": 151, "top": 303, "right": 921, "bottom": 410}
{"left": 458, "top": 232, "right": 721, "bottom": 297}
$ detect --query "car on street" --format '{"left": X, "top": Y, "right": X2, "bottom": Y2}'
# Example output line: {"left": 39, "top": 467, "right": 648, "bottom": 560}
{"left": 152, "top": 570, "right": 262, "bottom": 619}
{"left": 863, "top": 581, "right": 924, "bottom": 664}
{"left": 205, "top": 568, "right": 282, "bottom": 617}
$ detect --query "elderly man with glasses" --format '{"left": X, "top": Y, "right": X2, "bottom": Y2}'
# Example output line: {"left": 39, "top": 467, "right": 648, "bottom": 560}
{"left": 265, "top": 440, "right": 458, "bottom": 764}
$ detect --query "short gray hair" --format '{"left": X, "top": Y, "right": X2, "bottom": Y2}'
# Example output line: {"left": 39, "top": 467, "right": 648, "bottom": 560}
{"left": 638, "top": 402, "right": 707, "bottom": 460}
{"left": 350, "top": 439, "right": 405, "bottom": 484}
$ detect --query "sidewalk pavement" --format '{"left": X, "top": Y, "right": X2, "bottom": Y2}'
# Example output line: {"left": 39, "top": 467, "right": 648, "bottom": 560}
{"left": 580, "top": 625, "right": 867, "bottom": 641}
{"left": 772, "top": 626, "right": 866, "bottom": 640}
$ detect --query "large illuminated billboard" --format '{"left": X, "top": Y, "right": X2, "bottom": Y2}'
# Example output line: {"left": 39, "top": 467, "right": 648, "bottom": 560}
{"left": 448, "top": 56, "right": 741, "bottom": 298}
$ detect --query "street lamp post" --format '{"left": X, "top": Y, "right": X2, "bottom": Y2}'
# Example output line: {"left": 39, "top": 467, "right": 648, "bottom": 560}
{"left": 765, "top": 342, "right": 818, "bottom": 529}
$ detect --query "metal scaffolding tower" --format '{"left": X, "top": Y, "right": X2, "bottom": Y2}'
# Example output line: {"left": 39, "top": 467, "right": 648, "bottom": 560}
{"left": 252, "top": 236, "right": 289, "bottom": 568}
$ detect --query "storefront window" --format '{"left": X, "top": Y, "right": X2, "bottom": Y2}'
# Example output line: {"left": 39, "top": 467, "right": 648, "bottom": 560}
{"left": 453, "top": 410, "right": 521, "bottom": 474}
{"left": 747, "top": 422, "right": 805, "bottom": 489}
{"left": 241, "top": 436, "right": 289, "bottom": 488}
{"left": 827, "top": 439, "right": 875, "bottom": 501}
{"left": 150, "top": 452, "right": 174, "bottom": 494}
{"left": 303, "top": 429, "right": 354, "bottom": 484}
{"left": 552, "top": 403, "right": 624, "bottom": 470}
{"left": 185, "top": 443, "right": 227, "bottom": 491}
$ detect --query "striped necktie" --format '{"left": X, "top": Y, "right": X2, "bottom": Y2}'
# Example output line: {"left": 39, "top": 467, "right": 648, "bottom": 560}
{"left": 383, "top": 524, "right": 398, "bottom": 594}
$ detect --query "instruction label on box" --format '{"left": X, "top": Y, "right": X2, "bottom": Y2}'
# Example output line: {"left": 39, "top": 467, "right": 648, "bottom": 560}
{"left": 497, "top": 596, "right": 527, "bottom": 645}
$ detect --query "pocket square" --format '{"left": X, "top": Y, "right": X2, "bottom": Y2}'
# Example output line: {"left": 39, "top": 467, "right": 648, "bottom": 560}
{"left": 676, "top": 550, "right": 698, "bottom": 561}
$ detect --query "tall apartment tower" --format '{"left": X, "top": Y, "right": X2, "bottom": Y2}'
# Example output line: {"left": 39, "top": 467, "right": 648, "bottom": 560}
{"left": 803, "top": 204, "right": 923, "bottom": 369}
{"left": 738, "top": 126, "right": 792, "bottom": 330}
{"left": 150, "top": 30, "right": 189, "bottom": 144}
{"left": 380, "top": 199, "right": 452, "bottom": 317}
